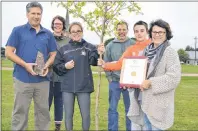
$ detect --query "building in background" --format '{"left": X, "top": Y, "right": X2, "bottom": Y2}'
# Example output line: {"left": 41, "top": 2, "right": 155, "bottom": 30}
{"left": 186, "top": 51, "right": 198, "bottom": 65}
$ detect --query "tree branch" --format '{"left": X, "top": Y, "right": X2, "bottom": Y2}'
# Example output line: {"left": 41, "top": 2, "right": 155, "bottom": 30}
{"left": 70, "top": 3, "right": 101, "bottom": 37}
{"left": 106, "top": 2, "right": 116, "bottom": 11}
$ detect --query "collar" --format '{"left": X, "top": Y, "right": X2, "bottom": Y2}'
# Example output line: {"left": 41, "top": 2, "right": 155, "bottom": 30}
{"left": 69, "top": 39, "right": 86, "bottom": 46}
{"left": 135, "top": 39, "right": 152, "bottom": 46}
{"left": 26, "top": 22, "right": 46, "bottom": 33}
{"left": 112, "top": 37, "right": 130, "bottom": 43}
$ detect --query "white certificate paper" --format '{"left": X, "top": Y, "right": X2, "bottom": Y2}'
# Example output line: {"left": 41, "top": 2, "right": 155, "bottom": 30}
{"left": 120, "top": 56, "right": 147, "bottom": 88}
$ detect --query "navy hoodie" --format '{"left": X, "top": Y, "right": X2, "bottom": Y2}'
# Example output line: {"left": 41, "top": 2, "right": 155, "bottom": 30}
{"left": 53, "top": 39, "right": 99, "bottom": 93}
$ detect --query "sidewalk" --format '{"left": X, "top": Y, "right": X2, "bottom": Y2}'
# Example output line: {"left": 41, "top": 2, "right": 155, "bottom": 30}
{"left": 1, "top": 67, "right": 198, "bottom": 77}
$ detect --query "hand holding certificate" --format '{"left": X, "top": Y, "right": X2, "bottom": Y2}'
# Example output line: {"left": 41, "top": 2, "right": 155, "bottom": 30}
{"left": 120, "top": 56, "right": 147, "bottom": 88}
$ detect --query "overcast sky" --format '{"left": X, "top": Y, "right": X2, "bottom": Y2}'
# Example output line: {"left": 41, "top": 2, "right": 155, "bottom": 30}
{"left": 2, "top": 2, "right": 198, "bottom": 50}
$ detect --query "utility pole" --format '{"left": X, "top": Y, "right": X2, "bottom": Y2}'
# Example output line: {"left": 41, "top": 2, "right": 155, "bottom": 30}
{"left": 195, "top": 36, "right": 197, "bottom": 65}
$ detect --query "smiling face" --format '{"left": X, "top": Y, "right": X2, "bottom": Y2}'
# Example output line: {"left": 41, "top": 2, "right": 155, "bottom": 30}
{"left": 26, "top": 7, "right": 42, "bottom": 28}
{"left": 69, "top": 24, "right": 83, "bottom": 42}
{"left": 53, "top": 18, "right": 64, "bottom": 34}
{"left": 151, "top": 25, "right": 167, "bottom": 46}
{"left": 134, "top": 25, "right": 148, "bottom": 42}
{"left": 116, "top": 24, "right": 128, "bottom": 42}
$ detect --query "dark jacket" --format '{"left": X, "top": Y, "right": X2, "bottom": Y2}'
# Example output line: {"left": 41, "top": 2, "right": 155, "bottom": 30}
{"left": 53, "top": 39, "right": 99, "bottom": 93}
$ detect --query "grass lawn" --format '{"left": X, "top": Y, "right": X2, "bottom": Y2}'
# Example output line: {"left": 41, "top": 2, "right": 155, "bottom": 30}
{"left": 2, "top": 59, "right": 198, "bottom": 74}
{"left": 1, "top": 58, "right": 14, "bottom": 68}
{"left": 91, "top": 66, "right": 101, "bottom": 72}
{"left": 181, "top": 64, "right": 198, "bottom": 74}
{"left": 2, "top": 70, "right": 198, "bottom": 130}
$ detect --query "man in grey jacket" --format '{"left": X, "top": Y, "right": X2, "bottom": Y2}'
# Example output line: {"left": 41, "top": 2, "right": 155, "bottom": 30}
{"left": 104, "top": 20, "right": 135, "bottom": 131}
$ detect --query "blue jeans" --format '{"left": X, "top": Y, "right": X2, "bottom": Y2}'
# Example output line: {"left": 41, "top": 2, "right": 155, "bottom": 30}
{"left": 144, "top": 114, "right": 162, "bottom": 131}
{"left": 49, "top": 82, "right": 63, "bottom": 122}
{"left": 108, "top": 81, "right": 131, "bottom": 131}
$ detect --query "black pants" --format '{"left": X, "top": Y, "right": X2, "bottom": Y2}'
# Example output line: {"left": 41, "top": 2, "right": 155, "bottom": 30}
{"left": 49, "top": 82, "right": 63, "bottom": 123}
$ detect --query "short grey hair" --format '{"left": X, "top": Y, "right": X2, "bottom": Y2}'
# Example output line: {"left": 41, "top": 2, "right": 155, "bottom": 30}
{"left": 26, "top": 1, "right": 43, "bottom": 13}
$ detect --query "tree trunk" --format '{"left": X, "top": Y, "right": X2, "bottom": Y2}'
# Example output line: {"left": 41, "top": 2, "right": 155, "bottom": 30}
{"left": 95, "top": 4, "right": 108, "bottom": 130}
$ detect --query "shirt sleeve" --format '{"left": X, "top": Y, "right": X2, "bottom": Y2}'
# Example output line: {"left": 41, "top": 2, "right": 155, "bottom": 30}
{"left": 88, "top": 44, "right": 99, "bottom": 66}
{"left": 6, "top": 27, "right": 19, "bottom": 48}
{"left": 53, "top": 49, "right": 67, "bottom": 76}
{"left": 104, "top": 45, "right": 134, "bottom": 71}
{"left": 103, "top": 44, "right": 113, "bottom": 81}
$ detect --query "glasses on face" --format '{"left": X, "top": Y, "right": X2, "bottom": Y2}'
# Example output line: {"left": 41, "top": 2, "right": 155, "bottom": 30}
{"left": 54, "top": 23, "right": 63, "bottom": 26}
{"left": 152, "top": 31, "right": 166, "bottom": 36}
{"left": 70, "top": 30, "right": 82, "bottom": 35}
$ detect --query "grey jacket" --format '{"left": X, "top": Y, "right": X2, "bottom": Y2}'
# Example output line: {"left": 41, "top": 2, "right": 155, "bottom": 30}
{"left": 127, "top": 46, "right": 181, "bottom": 130}
{"left": 104, "top": 38, "right": 135, "bottom": 81}
{"left": 49, "top": 36, "right": 70, "bottom": 82}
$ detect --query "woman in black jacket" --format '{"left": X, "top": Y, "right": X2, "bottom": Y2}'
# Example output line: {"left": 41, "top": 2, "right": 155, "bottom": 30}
{"left": 53, "top": 22, "right": 104, "bottom": 130}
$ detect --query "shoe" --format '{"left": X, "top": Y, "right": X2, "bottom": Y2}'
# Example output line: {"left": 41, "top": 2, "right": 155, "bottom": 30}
{"left": 55, "top": 124, "right": 61, "bottom": 131}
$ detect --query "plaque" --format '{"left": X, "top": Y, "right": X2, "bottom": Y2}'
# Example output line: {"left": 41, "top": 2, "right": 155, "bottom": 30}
{"left": 120, "top": 56, "right": 147, "bottom": 88}
{"left": 33, "top": 51, "right": 45, "bottom": 76}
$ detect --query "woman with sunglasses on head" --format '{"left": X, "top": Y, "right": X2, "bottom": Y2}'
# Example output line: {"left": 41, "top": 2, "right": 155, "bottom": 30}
{"left": 53, "top": 22, "right": 105, "bottom": 130}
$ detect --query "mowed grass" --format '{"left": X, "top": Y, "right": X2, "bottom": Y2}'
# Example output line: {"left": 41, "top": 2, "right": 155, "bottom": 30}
{"left": 2, "top": 70, "right": 198, "bottom": 130}
{"left": 1, "top": 58, "right": 14, "bottom": 68}
{"left": 2, "top": 59, "right": 198, "bottom": 74}
{"left": 181, "top": 64, "right": 198, "bottom": 74}
{"left": 170, "top": 76, "right": 198, "bottom": 130}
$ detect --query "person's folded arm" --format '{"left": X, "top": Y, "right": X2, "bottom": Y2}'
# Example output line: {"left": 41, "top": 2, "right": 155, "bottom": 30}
{"left": 53, "top": 50, "right": 68, "bottom": 76}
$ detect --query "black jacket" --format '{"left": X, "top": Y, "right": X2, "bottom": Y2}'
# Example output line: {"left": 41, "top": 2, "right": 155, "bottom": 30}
{"left": 53, "top": 39, "right": 99, "bottom": 93}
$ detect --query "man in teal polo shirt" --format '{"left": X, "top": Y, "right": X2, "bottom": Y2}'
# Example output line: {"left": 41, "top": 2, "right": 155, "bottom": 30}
{"left": 5, "top": 2, "right": 57, "bottom": 130}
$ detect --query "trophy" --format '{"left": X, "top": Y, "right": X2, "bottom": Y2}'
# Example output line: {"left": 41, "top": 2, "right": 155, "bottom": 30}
{"left": 33, "top": 51, "right": 45, "bottom": 76}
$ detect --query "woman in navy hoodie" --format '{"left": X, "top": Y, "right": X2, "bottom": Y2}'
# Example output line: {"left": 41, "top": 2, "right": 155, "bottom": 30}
{"left": 53, "top": 22, "right": 104, "bottom": 130}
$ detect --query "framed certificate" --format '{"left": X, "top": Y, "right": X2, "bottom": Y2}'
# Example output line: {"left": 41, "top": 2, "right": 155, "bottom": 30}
{"left": 120, "top": 56, "right": 147, "bottom": 88}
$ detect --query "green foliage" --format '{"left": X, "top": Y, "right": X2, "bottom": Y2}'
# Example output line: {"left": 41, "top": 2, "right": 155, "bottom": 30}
{"left": 177, "top": 48, "right": 189, "bottom": 63}
{"left": 185, "top": 45, "right": 195, "bottom": 51}
{"left": 54, "top": 2, "right": 142, "bottom": 42}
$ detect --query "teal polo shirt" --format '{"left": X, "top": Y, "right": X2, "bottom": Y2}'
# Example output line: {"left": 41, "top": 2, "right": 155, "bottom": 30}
{"left": 6, "top": 22, "right": 57, "bottom": 83}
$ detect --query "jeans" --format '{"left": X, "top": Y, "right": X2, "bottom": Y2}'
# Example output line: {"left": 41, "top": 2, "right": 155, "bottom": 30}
{"left": 108, "top": 81, "right": 131, "bottom": 131}
{"left": 62, "top": 92, "right": 90, "bottom": 130}
{"left": 49, "top": 82, "right": 63, "bottom": 122}
{"left": 144, "top": 114, "right": 162, "bottom": 131}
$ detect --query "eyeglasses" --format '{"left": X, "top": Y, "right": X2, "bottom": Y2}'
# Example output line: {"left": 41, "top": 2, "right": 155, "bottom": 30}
{"left": 54, "top": 23, "right": 63, "bottom": 26}
{"left": 70, "top": 30, "right": 82, "bottom": 35}
{"left": 152, "top": 31, "right": 166, "bottom": 36}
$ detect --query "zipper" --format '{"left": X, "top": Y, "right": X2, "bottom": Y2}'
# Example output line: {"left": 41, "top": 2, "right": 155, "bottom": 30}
{"left": 74, "top": 50, "right": 76, "bottom": 93}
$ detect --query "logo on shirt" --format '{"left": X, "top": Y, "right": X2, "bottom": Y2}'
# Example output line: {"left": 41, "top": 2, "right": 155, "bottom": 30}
{"left": 81, "top": 50, "right": 86, "bottom": 56}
